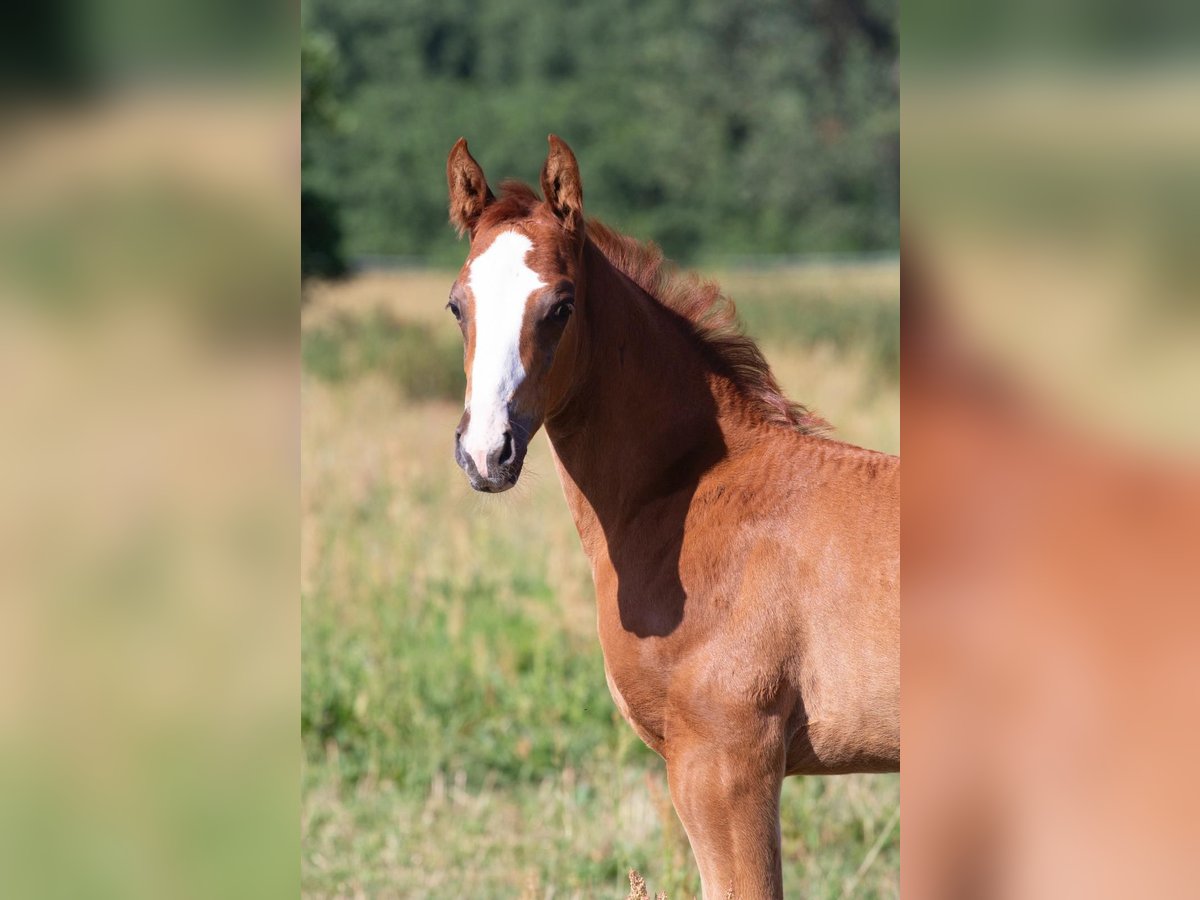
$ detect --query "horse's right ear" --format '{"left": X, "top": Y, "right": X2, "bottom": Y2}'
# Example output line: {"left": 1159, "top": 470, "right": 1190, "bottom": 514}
{"left": 540, "top": 134, "right": 584, "bottom": 233}
{"left": 447, "top": 138, "right": 494, "bottom": 238}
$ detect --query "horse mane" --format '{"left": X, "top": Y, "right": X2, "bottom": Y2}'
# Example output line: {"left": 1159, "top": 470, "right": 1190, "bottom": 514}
{"left": 484, "top": 181, "right": 830, "bottom": 435}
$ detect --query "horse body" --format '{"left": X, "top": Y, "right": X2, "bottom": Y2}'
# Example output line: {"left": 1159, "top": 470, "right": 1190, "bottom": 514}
{"left": 445, "top": 136, "right": 898, "bottom": 898}
{"left": 562, "top": 432, "right": 901, "bottom": 767}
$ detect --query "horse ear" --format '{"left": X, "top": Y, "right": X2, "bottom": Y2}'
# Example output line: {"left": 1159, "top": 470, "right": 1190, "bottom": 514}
{"left": 447, "top": 138, "right": 495, "bottom": 237}
{"left": 540, "top": 134, "right": 584, "bottom": 232}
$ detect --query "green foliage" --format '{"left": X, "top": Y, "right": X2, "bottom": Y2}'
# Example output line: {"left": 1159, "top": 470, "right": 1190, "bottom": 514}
{"left": 302, "top": 29, "right": 350, "bottom": 281}
{"left": 302, "top": 188, "right": 350, "bottom": 281}
{"left": 302, "top": 30, "right": 345, "bottom": 136}
{"left": 301, "top": 0, "right": 897, "bottom": 264}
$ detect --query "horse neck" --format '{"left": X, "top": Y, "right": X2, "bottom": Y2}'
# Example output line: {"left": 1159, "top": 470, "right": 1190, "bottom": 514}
{"left": 545, "top": 240, "right": 742, "bottom": 537}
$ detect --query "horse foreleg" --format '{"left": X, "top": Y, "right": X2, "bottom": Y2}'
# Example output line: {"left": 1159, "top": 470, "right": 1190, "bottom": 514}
{"left": 666, "top": 729, "right": 785, "bottom": 899}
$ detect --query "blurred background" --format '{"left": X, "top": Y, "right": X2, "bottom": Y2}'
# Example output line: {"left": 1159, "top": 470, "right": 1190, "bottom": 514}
{"left": 903, "top": 0, "right": 1200, "bottom": 897}
{"left": 0, "top": 1, "right": 297, "bottom": 898}
{"left": 301, "top": 0, "right": 899, "bottom": 896}
{"left": 25, "top": 0, "right": 1199, "bottom": 897}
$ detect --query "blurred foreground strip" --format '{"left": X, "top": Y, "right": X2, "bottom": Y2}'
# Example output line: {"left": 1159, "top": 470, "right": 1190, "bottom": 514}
{"left": 0, "top": 90, "right": 296, "bottom": 898}
{"left": 904, "top": 65, "right": 1200, "bottom": 900}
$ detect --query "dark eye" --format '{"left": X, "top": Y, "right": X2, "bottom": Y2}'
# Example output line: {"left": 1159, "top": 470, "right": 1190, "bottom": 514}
{"left": 446, "top": 300, "right": 463, "bottom": 322}
{"left": 548, "top": 300, "right": 574, "bottom": 322}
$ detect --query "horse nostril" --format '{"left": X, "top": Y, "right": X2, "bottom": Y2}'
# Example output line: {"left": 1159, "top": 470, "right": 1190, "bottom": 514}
{"left": 498, "top": 430, "right": 514, "bottom": 465}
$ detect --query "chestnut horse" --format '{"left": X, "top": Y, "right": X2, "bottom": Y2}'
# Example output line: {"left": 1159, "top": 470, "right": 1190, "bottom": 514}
{"left": 445, "top": 135, "right": 899, "bottom": 898}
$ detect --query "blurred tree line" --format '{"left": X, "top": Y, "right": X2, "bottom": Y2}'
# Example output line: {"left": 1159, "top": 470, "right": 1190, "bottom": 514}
{"left": 302, "top": 0, "right": 897, "bottom": 270}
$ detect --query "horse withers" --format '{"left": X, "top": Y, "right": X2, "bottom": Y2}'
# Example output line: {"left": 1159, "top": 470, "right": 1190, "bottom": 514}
{"left": 444, "top": 135, "right": 899, "bottom": 899}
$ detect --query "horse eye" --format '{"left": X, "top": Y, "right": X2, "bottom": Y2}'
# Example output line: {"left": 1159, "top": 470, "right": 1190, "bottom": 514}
{"left": 550, "top": 300, "right": 574, "bottom": 322}
{"left": 446, "top": 300, "right": 463, "bottom": 322}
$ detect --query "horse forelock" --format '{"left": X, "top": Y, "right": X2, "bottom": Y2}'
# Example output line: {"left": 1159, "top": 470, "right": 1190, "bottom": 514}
{"left": 475, "top": 180, "right": 544, "bottom": 234}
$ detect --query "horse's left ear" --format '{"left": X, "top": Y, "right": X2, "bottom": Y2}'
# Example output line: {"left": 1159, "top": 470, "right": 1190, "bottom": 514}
{"left": 540, "top": 134, "right": 584, "bottom": 232}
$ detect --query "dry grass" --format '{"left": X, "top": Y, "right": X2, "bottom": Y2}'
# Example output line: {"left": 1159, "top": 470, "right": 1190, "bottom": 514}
{"left": 626, "top": 869, "right": 666, "bottom": 900}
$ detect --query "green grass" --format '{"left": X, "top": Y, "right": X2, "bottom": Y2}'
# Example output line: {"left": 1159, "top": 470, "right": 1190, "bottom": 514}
{"left": 302, "top": 755, "right": 897, "bottom": 898}
{"left": 302, "top": 308, "right": 464, "bottom": 400}
{"left": 737, "top": 295, "right": 899, "bottom": 382}
{"left": 302, "top": 569, "right": 636, "bottom": 792}
{"left": 301, "top": 268, "right": 899, "bottom": 898}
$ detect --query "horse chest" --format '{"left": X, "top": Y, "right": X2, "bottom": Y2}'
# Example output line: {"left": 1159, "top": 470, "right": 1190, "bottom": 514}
{"left": 602, "top": 651, "right": 668, "bottom": 756}
{"left": 596, "top": 611, "right": 673, "bottom": 755}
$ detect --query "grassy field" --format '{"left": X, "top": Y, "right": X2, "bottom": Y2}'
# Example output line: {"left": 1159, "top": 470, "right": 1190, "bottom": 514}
{"left": 301, "top": 263, "right": 899, "bottom": 898}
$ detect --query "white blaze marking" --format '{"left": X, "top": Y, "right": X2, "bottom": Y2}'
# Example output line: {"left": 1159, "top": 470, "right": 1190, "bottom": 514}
{"left": 464, "top": 230, "right": 544, "bottom": 476}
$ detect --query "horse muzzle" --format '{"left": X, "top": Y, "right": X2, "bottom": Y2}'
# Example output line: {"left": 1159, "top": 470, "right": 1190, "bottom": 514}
{"left": 454, "top": 415, "right": 530, "bottom": 492}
